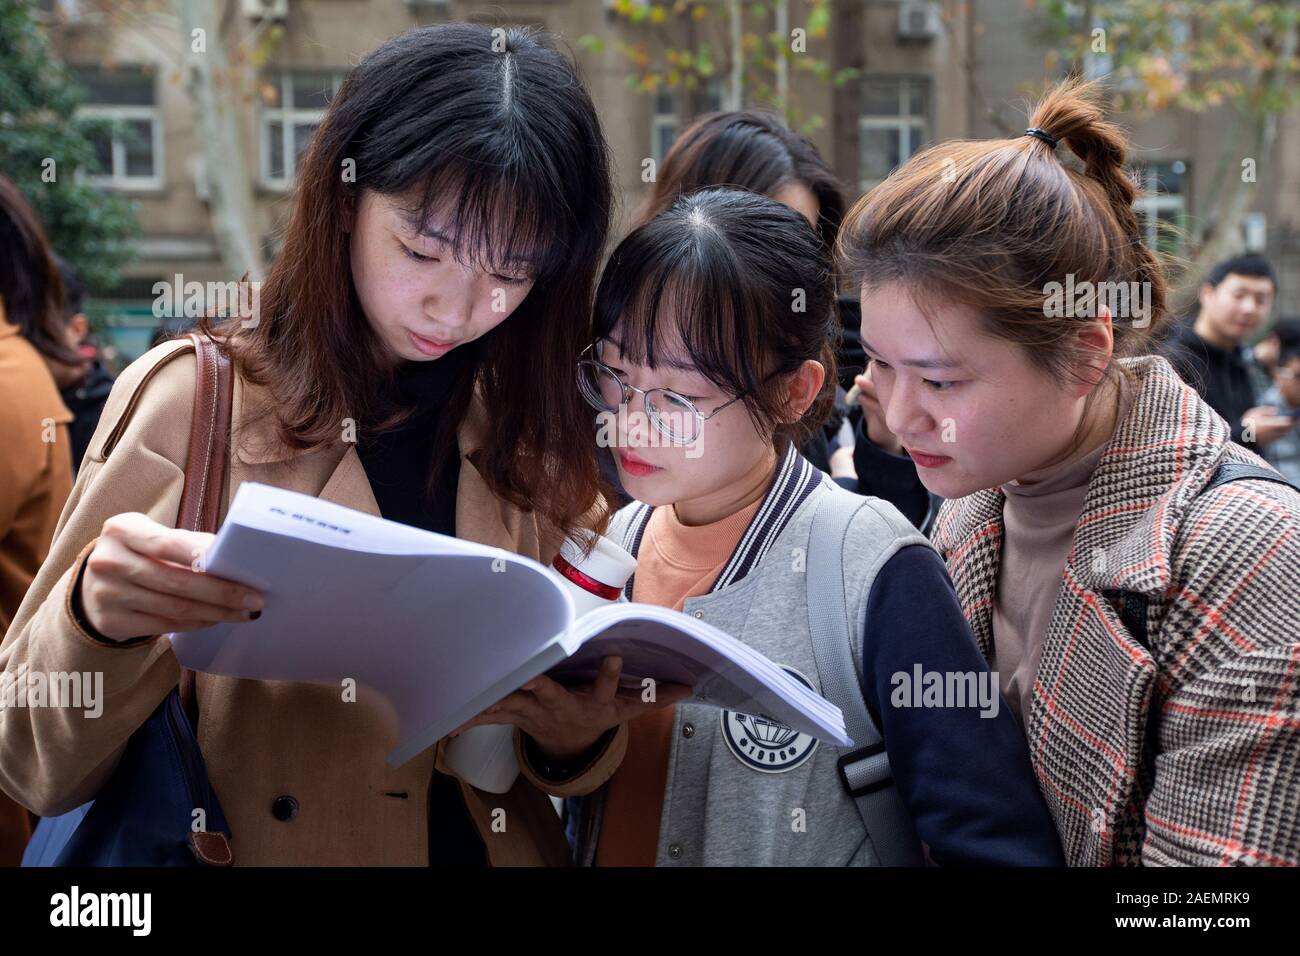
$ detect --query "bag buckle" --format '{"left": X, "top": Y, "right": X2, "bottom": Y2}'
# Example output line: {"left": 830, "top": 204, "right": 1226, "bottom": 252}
{"left": 837, "top": 741, "right": 892, "bottom": 798}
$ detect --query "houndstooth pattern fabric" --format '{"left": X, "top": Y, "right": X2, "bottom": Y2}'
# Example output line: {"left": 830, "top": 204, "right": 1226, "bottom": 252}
{"left": 933, "top": 356, "right": 1300, "bottom": 867}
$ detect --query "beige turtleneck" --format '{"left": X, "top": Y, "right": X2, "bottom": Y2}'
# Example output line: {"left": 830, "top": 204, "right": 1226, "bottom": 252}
{"left": 992, "top": 377, "right": 1133, "bottom": 727}
{"left": 595, "top": 495, "right": 764, "bottom": 866}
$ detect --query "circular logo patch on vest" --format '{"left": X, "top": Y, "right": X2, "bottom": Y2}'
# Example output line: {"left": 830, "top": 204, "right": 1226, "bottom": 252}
{"left": 720, "top": 666, "right": 819, "bottom": 773}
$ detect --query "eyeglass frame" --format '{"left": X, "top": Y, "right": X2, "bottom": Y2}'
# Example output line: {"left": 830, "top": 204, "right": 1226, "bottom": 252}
{"left": 576, "top": 340, "right": 747, "bottom": 445}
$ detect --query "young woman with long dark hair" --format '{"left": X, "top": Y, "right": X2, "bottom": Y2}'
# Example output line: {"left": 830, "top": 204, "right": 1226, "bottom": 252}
{"left": 2, "top": 23, "right": 671, "bottom": 866}
{"left": 0, "top": 176, "right": 78, "bottom": 864}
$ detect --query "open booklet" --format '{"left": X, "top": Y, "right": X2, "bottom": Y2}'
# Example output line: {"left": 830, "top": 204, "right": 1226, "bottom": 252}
{"left": 172, "top": 482, "right": 850, "bottom": 767}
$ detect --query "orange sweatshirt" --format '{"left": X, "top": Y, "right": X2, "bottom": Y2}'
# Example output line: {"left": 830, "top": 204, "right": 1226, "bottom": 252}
{"left": 594, "top": 497, "right": 763, "bottom": 866}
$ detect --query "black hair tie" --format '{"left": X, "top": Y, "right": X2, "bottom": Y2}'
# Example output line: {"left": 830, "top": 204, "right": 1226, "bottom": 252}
{"left": 1025, "top": 127, "right": 1058, "bottom": 148}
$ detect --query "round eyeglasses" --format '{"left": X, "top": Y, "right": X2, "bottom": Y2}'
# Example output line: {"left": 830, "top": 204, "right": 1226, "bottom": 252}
{"left": 576, "top": 342, "right": 745, "bottom": 445}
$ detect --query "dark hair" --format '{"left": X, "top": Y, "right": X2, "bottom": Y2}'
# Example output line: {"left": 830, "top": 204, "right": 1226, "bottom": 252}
{"left": 0, "top": 176, "right": 80, "bottom": 365}
{"left": 838, "top": 78, "right": 1168, "bottom": 396}
{"left": 594, "top": 187, "right": 837, "bottom": 449}
{"left": 54, "top": 254, "right": 86, "bottom": 320}
{"left": 1205, "top": 254, "right": 1278, "bottom": 291}
{"left": 1275, "top": 318, "right": 1300, "bottom": 366}
{"left": 217, "top": 23, "right": 613, "bottom": 536}
{"left": 636, "top": 111, "right": 844, "bottom": 260}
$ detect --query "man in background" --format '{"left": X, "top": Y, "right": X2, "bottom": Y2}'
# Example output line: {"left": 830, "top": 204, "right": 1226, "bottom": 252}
{"left": 52, "top": 256, "right": 115, "bottom": 474}
{"left": 1165, "top": 254, "right": 1289, "bottom": 454}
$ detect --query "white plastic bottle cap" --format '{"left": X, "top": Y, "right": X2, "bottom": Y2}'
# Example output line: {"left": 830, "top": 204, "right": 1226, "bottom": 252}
{"left": 558, "top": 532, "right": 636, "bottom": 591}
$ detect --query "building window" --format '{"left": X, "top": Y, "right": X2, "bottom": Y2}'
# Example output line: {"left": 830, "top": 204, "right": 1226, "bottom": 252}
{"left": 859, "top": 76, "right": 929, "bottom": 190}
{"left": 651, "top": 90, "right": 679, "bottom": 164}
{"left": 1133, "top": 160, "right": 1188, "bottom": 256}
{"left": 260, "top": 71, "right": 347, "bottom": 189}
{"left": 650, "top": 78, "right": 725, "bottom": 163}
{"left": 72, "top": 66, "right": 163, "bottom": 191}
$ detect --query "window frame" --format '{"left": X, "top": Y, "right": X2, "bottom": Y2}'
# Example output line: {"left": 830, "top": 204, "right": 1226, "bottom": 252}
{"left": 648, "top": 78, "right": 725, "bottom": 165}
{"left": 1133, "top": 160, "right": 1189, "bottom": 256}
{"left": 858, "top": 75, "right": 930, "bottom": 191}
{"left": 259, "top": 71, "right": 347, "bottom": 191}
{"left": 74, "top": 68, "right": 165, "bottom": 192}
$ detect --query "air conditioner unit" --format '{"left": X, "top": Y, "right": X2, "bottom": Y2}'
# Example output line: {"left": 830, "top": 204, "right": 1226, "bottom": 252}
{"left": 897, "top": 0, "right": 940, "bottom": 41}
{"left": 241, "top": 0, "right": 288, "bottom": 21}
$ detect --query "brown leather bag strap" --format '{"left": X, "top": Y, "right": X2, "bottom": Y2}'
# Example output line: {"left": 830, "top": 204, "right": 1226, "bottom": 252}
{"left": 178, "top": 332, "right": 234, "bottom": 534}
{"left": 177, "top": 332, "right": 234, "bottom": 719}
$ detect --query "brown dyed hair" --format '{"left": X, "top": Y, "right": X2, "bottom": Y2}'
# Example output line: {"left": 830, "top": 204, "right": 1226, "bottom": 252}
{"left": 211, "top": 24, "right": 613, "bottom": 536}
{"left": 637, "top": 111, "right": 845, "bottom": 259}
{"left": 837, "top": 78, "right": 1169, "bottom": 397}
{"left": 0, "top": 176, "right": 80, "bottom": 365}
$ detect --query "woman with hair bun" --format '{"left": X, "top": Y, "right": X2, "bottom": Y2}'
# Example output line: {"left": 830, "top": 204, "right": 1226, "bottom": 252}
{"left": 838, "top": 78, "right": 1300, "bottom": 866}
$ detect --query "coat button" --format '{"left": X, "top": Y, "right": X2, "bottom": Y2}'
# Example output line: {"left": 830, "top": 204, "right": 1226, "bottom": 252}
{"left": 682, "top": 722, "right": 695, "bottom": 739}
{"left": 668, "top": 843, "right": 683, "bottom": 859}
{"left": 693, "top": 610, "right": 703, "bottom": 619}
{"left": 271, "top": 795, "right": 299, "bottom": 821}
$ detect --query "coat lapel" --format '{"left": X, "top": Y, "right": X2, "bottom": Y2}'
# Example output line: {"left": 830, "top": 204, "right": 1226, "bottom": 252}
{"left": 316, "top": 446, "right": 381, "bottom": 516}
{"left": 451, "top": 391, "right": 544, "bottom": 557}
{"left": 1069, "top": 357, "right": 1229, "bottom": 599}
{"left": 231, "top": 374, "right": 380, "bottom": 517}
{"left": 932, "top": 488, "right": 1003, "bottom": 661}
{"left": 936, "top": 357, "right": 1231, "bottom": 663}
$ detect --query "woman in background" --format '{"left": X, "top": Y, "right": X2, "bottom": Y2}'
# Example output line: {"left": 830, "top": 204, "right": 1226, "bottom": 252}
{"left": 0, "top": 176, "right": 76, "bottom": 863}
{"left": 625, "top": 110, "right": 853, "bottom": 478}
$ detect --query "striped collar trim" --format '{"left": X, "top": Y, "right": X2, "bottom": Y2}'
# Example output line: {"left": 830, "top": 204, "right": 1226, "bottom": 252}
{"left": 620, "top": 442, "right": 822, "bottom": 598}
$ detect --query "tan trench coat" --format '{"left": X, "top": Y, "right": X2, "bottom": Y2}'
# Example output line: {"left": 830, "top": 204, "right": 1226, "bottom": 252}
{"left": 0, "top": 337, "right": 626, "bottom": 865}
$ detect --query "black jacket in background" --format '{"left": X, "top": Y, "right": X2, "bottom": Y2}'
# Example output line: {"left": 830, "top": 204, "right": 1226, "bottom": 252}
{"left": 838, "top": 413, "right": 944, "bottom": 536}
{"left": 1163, "top": 320, "right": 1264, "bottom": 452}
{"left": 60, "top": 359, "right": 116, "bottom": 476}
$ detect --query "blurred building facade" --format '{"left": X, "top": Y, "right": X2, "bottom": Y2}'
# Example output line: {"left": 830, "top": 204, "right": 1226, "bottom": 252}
{"left": 36, "top": 0, "right": 1300, "bottom": 359}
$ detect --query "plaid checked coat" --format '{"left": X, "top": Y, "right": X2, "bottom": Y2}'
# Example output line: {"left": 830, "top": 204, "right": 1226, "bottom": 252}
{"left": 932, "top": 356, "right": 1300, "bottom": 866}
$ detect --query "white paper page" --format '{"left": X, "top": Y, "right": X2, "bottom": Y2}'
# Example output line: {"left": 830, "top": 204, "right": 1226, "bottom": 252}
{"left": 216, "top": 481, "right": 490, "bottom": 557}
{"left": 171, "top": 483, "right": 577, "bottom": 767}
{"left": 550, "top": 603, "right": 850, "bottom": 745}
{"left": 562, "top": 603, "right": 842, "bottom": 722}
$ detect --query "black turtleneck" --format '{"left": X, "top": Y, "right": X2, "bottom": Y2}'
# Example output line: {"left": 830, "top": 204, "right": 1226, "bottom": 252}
{"left": 355, "top": 343, "right": 479, "bottom": 536}
{"left": 354, "top": 340, "right": 488, "bottom": 867}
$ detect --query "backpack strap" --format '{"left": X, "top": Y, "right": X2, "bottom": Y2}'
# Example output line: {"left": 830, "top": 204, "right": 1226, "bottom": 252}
{"left": 1203, "top": 460, "right": 1299, "bottom": 494}
{"left": 1108, "top": 460, "right": 1299, "bottom": 649}
{"left": 807, "top": 490, "right": 925, "bottom": 866}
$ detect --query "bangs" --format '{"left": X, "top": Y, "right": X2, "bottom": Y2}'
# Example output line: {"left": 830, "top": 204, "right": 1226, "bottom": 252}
{"left": 328, "top": 21, "right": 608, "bottom": 288}
{"left": 593, "top": 226, "right": 768, "bottom": 400}
{"left": 392, "top": 159, "right": 568, "bottom": 281}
